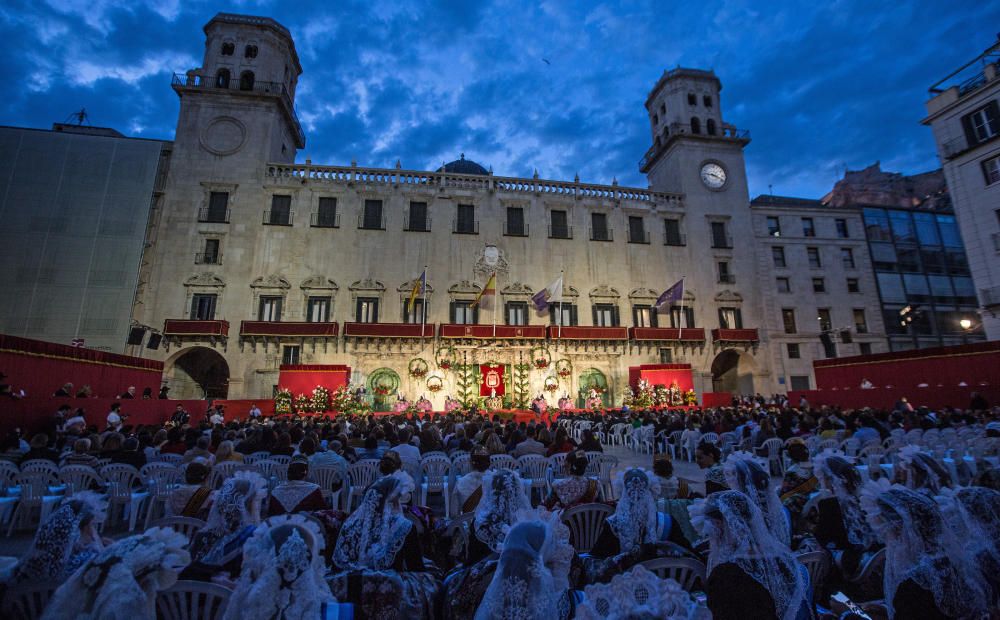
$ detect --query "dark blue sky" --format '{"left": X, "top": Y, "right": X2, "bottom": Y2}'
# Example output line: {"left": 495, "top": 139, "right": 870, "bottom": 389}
{"left": 1, "top": 1, "right": 997, "bottom": 198}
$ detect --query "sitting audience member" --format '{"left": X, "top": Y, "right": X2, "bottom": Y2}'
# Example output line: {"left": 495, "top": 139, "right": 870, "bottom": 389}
{"left": 184, "top": 471, "right": 266, "bottom": 580}
{"left": 165, "top": 461, "right": 213, "bottom": 518}
{"left": 109, "top": 437, "right": 147, "bottom": 469}
{"left": 23, "top": 433, "right": 61, "bottom": 464}
{"left": 470, "top": 468, "right": 531, "bottom": 564}
{"left": 53, "top": 382, "right": 73, "bottom": 397}
{"left": 512, "top": 426, "right": 547, "bottom": 458}
{"left": 813, "top": 453, "right": 881, "bottom": 580}
{"left": 182, "top": 435, "right": 215, "bottom": 464}
{"left": 779, "top": 438, "right": 817, "bottom": 519}
{"left": 896, "top": 446, "right": 952, "bottom": 496}
{"left": 546, "top": 427, "right": 576, "bottom": 456}
{"left": 723, "top": 452, "right": 791, "bottom": 547}
{"left": 159, "top": 427, "right": 188, "bottom": 455}
{"left": 862, "top": 483, "right": 991, "bottom": 619}
{"left": 10, "top": 492, "right": 107, "bottom": 585}
{"left": 544, "top": 450, "right": 599, "bottom": 509}
{"left": 214, "top": 440, "right": 243, "bottom": 463}
{"left": 695, "top": 442, "right": 727, "bottom": 495}
{"left": 691, "top": 490, "right": 813, "bottom": 620}
{"left": 577, "top": 429, "right": 603, "bottom": 452}
{"left": 268, "top": 457, "right": 326, "bottom": 516}
{"left": 652, "top": 453, "right": 690, "bottom": 500}
{"left": 75, "top": 385, "right": 92, "bottom": 398}
{"left": 270, "top": 432, "right": 295, "bottom": 457}
{"left": 454, "top": 446, "right": 491, "bottom": 513}
{"left": 60, "top": 438, "right": 100, "bottom": 469}
{"left": 41, "top": 527, "right": 189, "bottom": 619}
{"left": 355, "top": 434, "right": 385, "bottom": 460}
{"left": 939, "top": 486, "right": 1000, "bottom": 602}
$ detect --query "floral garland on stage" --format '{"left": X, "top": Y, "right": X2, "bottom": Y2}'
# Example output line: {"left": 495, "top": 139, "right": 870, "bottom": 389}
{"left": 294, "top": 393, "right": 313, "bottom": 413}
{"left": 435, "top": 345, "right": 456, "bottom": 371}
{"left": 531, "top": 345, "right": 551, "bottom": 370}
{"left": 555, "top": 358, "right": 572, "bottom": 379}
{"left": 408, "top": 358, "right": 429, "bottom": 379}
{"left": 426, "top": 375, "right": 444, "bottom": 393}
{"left": 274, "top": 388, "right": 293, "bottom": 415}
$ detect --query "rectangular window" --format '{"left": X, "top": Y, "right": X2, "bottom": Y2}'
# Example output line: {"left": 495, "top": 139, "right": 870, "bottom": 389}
{"left": 306, "top": 296, "right": 331, "bottom": 322}
{"left": 266, "top": 195, "right": 292, "bottom": 225}
{"left": 204, "top": 191, "right": 229, "bottom": 223}
{"left": 772, "top": 246, "right": 786, "bottom": 268}
{"left": 847, "top": 278, "right": 860, "bottom": 293}
{"left": 669, "top": 306, "right": 695, "bottom": 328}
{"left": 664, "top": 219, "right": 684, "bottom": 245}
{"left": 199, "top": 239, "right": 220, "bottom": 264}
{"left": 718, "top": 307, "right": 743, "bottom": 329}
{"left": 787, "top": 343, "right": 800, "bottom": 359}
{"left": 402, "top": 299, "right": 427, "bottom": 324}
{"left": 703, "top": 95, "right": 712, "bottom": 107}
{"left": 807, "top": 247, "right": 822, "bottom": 268}
{"left": 190, "top": 294, "right": 217, "bottom": 320}
{"left": 802, "top": 217, "right": 815, "bottom": 237}
{"left": 853, "top": 309, "right": 868, "bottom": 334}
{"left": 549, "top": 304, "right": 578, "bottom": 326}
{"left": 628, "top": 216, "right": 648, "bottom": 243}
{"left": 687, "top": 93, "right": 697, "bottom": 105}
{"left": 450, "top": 301, "right": 478, "bottom": 324}
{"left": 812, "top": 278, "right": 826, "bottom": 293}
{"left": 505, "top": 207, "right": 526, "bottom": 236}
{"left": 782, "top": 308, "right": 797, "bottom": 334}
{"left": 281, "top": 345, "right": 300, "bottom": 366}
{"left": 766, "top": 216, "right": 781, "bottom": 237}
{"left": 258, "top": 296, "right": 283, "bottom": 321}
{"left": 549, "top": 210, "right": 570, "bottom": 239}
{"left": 964, "top": 101, "right": 1000, "bottom": 144}
{"left": 817, "top": 308, "right": 832, "bottom": 332}
{"left": 455, "top": 204, "right": 477, "bottom": 234}
{"left": 859, "top": 342, "right": 872, "bottom": 355}
{"left": 315, "top": 197, "right": 338, "bottom": 227}
{"left": 591, "top": 212, "right": 611, "bottom": 241}
{"left": 407, "top": 201, "right": 429, "bottom": 231}
{"left": 835, "top": 218, "right": 849, "bottom": 238}
{"left": 790, "top": 375, "right": 810, "bottom": 390}
{"left": 505, "top": 301, "right": 528, "bottom": 326}
{"left": 841, "top": 248, "right": 855, "bottom": 268}
{"left": 776, "top": 277, "right": 791, "bottom": 293}
{"left": 592, "top": 303, "right": 619, "bottom": 327}
{"left": 355, "top": 297, "right": 379, "bottom": 323}
{"left": 658, "top": 348, "right": 673, "bottom": 363}
{"left": 711, "top": 221, "right": 730, "bottom": 248}
{"left": 718, "top": 261, "right": 734, "bottom": 284}
{"left": 632, "top": 305, "right": 657, "bottom": 327}
{"left": 983, "top": 155, "right": 1000, "bottom": 185}
{"left": 361, "top": 199, "right": 384, "bottom": 229}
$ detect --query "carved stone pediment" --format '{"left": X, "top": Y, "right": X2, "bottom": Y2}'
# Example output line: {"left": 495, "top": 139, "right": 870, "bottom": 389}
{"left": 301, "top": 276, "right": 338, "bottom": 291}
{"left": 589, "top": 285, "right": 621, "bottom": 299}
{"left": 448, "top": 280, "right": 482, "bottom": 295}
{"left": 563, "top": 286, "right": 580, "bottom": 298}
{"left": 501, "top": 282, "right": 533, "bottom": 296}
{"left": 714, "top": 289, "right": 743, "bottom": 303}
{"left": 628, "top": 288, "right": 659, "bottom": 300}
{"left": 349, "top": 278, "right": 385, "bottom": 292}
{"left": 397, "top": 279, "right": 435, "bottom": 293}
{"left": 250, "top": 275, "right": 291, "bottom": 289}
{"left": 184, "top": 272, "right": 226, "bottom": 287}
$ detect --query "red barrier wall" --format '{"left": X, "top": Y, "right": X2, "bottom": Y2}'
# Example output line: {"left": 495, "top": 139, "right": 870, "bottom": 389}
{"left": 0, "top": 334, "right": 162, "bottom": 400}
{"left": 0, "top": 398, "right": 207, "bottom": 436}
{"left": 277, "top": 365, "right": 351, "bottom": 396}
{"left": 702, "top": 392, "right": 733, "bottom": 408}
{"left": 211, "top": 399, "right": 277, "bottom": 419}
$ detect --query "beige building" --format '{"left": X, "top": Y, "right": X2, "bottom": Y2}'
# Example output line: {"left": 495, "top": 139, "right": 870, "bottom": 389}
{"left": 133, "top": 13, "right": 781, "bottom": 405}
{"left": 750, "top": 195, "right": 887, "bottom": 390}
{"left": 923, "top": 37, "right": 1000, "bottom": 339}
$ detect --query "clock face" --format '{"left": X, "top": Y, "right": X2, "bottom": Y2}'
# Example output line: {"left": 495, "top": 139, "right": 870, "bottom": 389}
{"left": 700, "top": 162, "right": 727, "bottom": 189}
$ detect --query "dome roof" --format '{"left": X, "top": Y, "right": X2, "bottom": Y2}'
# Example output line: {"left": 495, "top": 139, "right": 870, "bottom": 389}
{"left": 438, "top": 153, "right": 489, "bottom": 176}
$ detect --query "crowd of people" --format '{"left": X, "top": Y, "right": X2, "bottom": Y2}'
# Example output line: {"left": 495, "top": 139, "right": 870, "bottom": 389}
{"left": 0, "top": 397, "right": 998, "bottom": 619}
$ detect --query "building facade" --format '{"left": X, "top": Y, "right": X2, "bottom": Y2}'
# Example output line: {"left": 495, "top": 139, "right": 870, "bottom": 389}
{"left": 0, "top": 124, "right": 168, "bottom": 352}
{"left": 923, "top": 37, "right": 1000, "bottom": 339}
{"left": 133, "top": 13, "right": 776, "bottom": 404}
{"left": 750, "top": 195, "right": 887, "bottom": 390}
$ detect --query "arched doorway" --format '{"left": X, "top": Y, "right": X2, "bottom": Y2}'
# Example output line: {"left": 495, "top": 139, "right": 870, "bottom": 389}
{"left": 165, "top": 347, "right": 229, "bottom": 399}
{"left": 711, "top": 349, "right": 755, "bottom": 395}
{"left": 367, "top": 368, "right": 401, "bottom": 412}
{"left": 577, "top": 368, "right": 610, "bottom": 408}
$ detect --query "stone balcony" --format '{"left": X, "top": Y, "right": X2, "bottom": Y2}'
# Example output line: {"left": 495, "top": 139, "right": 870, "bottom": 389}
{"left": 439, "top": 324, "right": 547, "bottom": 340}
{"left": 628, "top": 327, "right": 707, "bottom": 342}
{"left": 162, "top": 319, "right": 229, "bottom": 350}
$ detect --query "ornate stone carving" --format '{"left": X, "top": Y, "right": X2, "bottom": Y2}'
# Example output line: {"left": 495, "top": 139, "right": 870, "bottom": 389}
{"left": 501, "top": 282, "right": 533, "bottom": 296}
{"left": 628, "top": 288, "right": 659, "bottom": 300}
{"left": 473, "top": 244, "right": 510, "bottom": 279}
{"left": 300, "top": 276, "right": 338, "bottom": 291}
{"left": 184, "top": 273, "right": 226, "bottom": 288}
{"left": 349, "top": 278, "right": 385, "bottom": 292}
{"left": 448, "top": 280, "right": 482, "bottom": 295}
{"left": 199, "top": 116, "right": 248, "bottom": 156}
{"left": 250, "top": 275, "right": 291, "bottom": 289}
{"left": 714, "top": 289, "right": 743, "bottom": 303}
{"left": 396, "top": 279, "right": 434, "bottom": 293}
{"left": 589, "top": 285, "right": 621, "bottom": 299}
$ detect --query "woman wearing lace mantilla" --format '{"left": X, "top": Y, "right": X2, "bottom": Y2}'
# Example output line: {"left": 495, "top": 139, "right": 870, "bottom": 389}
{"left": 723, "top": 451, "right": 792, "bottom": 548}
{"left": 10, "top": 491, "right": 107, "bottom": 586}
{"left": 543, "top": 450, "right": 599, "bottom": 510}
{"left": 183, "top": 470, "right": 266, "bottom": 581}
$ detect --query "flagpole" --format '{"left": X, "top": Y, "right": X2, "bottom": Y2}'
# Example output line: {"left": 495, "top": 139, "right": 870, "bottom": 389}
{"left": 557, "top": 269, "right": 564, "bottom": 343}
{"left": 421, "top": 265, "right": 428, "bottom": 338}
{"left": 492, "top": 271, "right": 498, "bottom": 341}
{"left": 678, "top": 275, "right": 686, "bottom": 330}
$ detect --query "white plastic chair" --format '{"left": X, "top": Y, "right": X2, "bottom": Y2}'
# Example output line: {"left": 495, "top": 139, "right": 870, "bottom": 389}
{"left": 547, "top": 453, "right": 569, "bottom": 485}
{"left": 310, "top": 466, "right": 345, "bottom": 510}
{"left": 346, "top": 460, "right": 381, "bottom": 511}
{"left": 561, "top": 502, "right": 613, "bottom": 553}
{"left": 100, "top": 463, "right": 150, "bottom": 532}
{"left": 209, "top": 462, "right": 241, "bottom": 489}
{"left": 667, "top": 430, "right": 684, "bottom": 459}
{"left": 489, "top": 454, "right": 516, "bottom": 471}
{"left": 141, "top": 462, "right": 183, "bottom": 529}
{"left": 58, "top": 465, "right": 102, "bottom": 495}
{"left": 517, "top": 454, "right": 550, "bottom": 503}
{"left": 157, "top": 453, "right": 183, "bottom": 465}
{"left": 268, "top": 455, "right": 293, "bottom": 466}
{"left": 797, "top": 551, "right": 829, "bottom": 600}
{"left": 638, "top": 557, "right": 706, "bottom": 591}
{"left": 156, "top": 580, "right": 232, "bottom": 620}
{"left": 151, "top": 516, "right": 207, "bottom": 545}
{"left": 597, "top": 454, "right": 618, "bottom": 500}
{"left": 420, "top": 454, "right": 451, "bottom": 515}
{"left": 761, "top": 438, "right": 785, "bottom": 476}
{"left": 6, "top": 471, "right": 62, "bottom": 536}
{"left": 256, "top": 460, "right": 289, "bottom": 486}
{"left": 244, "top": 451, "right": 270, "bottom": 465}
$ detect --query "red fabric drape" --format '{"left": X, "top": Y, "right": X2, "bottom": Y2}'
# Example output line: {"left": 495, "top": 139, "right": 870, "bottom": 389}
{"left": 480, "top": 365, "right": 506, "bottom": 396}
{"left": 277, "top": 365, "right": 351, "bottom": 396}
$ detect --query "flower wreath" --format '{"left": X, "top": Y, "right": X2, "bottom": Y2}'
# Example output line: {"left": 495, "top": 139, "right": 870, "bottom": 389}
{"left": 435, "top": 345, "right": 456, "bottom": 371}
{"left": 408, "top": 358, "right": 429, "bottom": 379}
{"left": 543, "top": 376, "right": 560, "bottom": 393}
{"left": 531, "top": 345, "right": 552, "bottom": 370}
{"left": 555, "top": 358, "right": 572, "bottom": 378}
{"left": 426, "top": 375, "right": 444, "bottom": 393}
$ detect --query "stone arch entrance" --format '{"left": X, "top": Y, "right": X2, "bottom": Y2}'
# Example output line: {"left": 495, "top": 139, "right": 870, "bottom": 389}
{"left": 711, "top": 349, "right": 756, "bottom": 394}
{"left": 367, "top": 368, "right": 401, "bottom": 412}
{"left": 164, "top": 347, "right": 230, "bottom": 399}
{"left": 577, "top": 368, "right": 610, "bottom": 408}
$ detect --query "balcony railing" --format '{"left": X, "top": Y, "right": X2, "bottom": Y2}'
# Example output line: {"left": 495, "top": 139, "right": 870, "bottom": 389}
{"left": 711, "top": 234, "right": 733, "bottom": 249}
{"left": 343, "top": 322, "right": 435, "bottom": 338}
{"left": 718, "top": 274, "right": 736, "bottom": 284}
{"left": 628, "top": 230, "right": 650, "bottom": 244}
{"left": 163, "top": 319, "right": 229, "bottom": 337}
{"left": 194, "top": 253, "right": 222, "bottom": 265}
{"left": 629, "top": 327, "right": 706, "bottom": 342}
{"left": 439, "top": 324, "right": 546, "bottom": 339}
{"left": 590, "top": 227, "right": 613, "bottom": 242}
{"left": 549, "top": 225, "right": 573, "bottom": 240}
{"left": 546, "top": 326, "right": 628, "bottom": 340}
{"left": 453, "top": 219, "right": 479, "bottom": 234}
{"left": 198, "top": 208, "right": 230, "bottom": 224}
{"left": 239, "top": 321, "right": 338, "bottom": 337}
{"left": 405, "top": 216, "right": 432, "bottom": 232}
{"left": 310, "top": 212, "right": 340, "bottom": 228}
{"left": 263, "top": 209, "right": 293, "bottom": 226}
{"left": 357, "top": 213, "right": 386, "bottom": 230}
{"left": 711, "top": 328, "right": 759, "bottom": 343}
{"left": 664, "top": 233, "right": 686, "bottom": 247}
{"left": 503, "top": 222, "right": 529, "bottom": 237}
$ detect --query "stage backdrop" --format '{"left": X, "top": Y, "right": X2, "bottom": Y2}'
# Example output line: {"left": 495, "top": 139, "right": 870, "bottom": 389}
{"left": 0, "top": 334, "right": 163, "bottom": 400}
{"left": 480, "top": 364, "right": 506, "bottom": 396}
{"left": 628, "top": 364, "right": 694, "bottom": 392}
{"left": 277, "top": 364, "right": 351, "bottom": 396}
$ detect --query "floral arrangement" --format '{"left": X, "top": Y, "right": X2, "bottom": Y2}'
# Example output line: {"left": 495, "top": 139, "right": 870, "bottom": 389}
{"left": 532, "top": 395, "right": 549, "bottom": 414}
{"left": 294, "top": 393, "right": 312, "bottom": 414}
{"left": 426, "top": 375, "right": 444, "bottom": 393}
{"left": 586, "top": 396, "right": 603, "bottom": 410}
{"left": 416, "top": 396, "right": 433, "bottom": 412}
{"left": 274, "top": 388, "right": 293, "bottom": 415}
{"left": 435, "top": 345, "right": 456, "bottom": 371}
{"left": 393, "top": 398, "right": 410, "bottom": 413}
{"left": 558, "top": 396, "right": 573, "bottom": 410}
{"left": 311, "top": 385, "right": 331, "bottom": 412}
{"left": 684, "top": 389, "right": 697, "bottom": 405}
{"left": 543, "top": 376, "right": 559, "bottom": 393}
{"left": 555, "top": 358, "right": 572, "bottom": 379}
{"left": 408, "top": 358, "right": 429, "bottom": 379}
{"left": 329, "top": 385, "right": 353, "bottom": 412}
{"left": 621, "top": 386, "right": 634, "bottom": 407}
{"left": 653, "top": 385, "right": 670, "bottom": 408}
{"left": 531, "top": 346, "right": 551, "bottom": 370}
{"left": 633, "top": 379, "right": 655, "bottom": 409}
{"left": 444, "top": 396, "right": 461, "bottom": 412}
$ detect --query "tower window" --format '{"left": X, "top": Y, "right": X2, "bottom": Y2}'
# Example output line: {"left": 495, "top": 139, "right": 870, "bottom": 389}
{"left": 239, "top": 71, "right": 255, "bottom": 91}
{"left": 687, "top": 93, "right": 696, "bottom": 105}
{"left": 244, "top": 45, "right": 258, "bottom": 59}
{"left": 706, "top": 119, "right": 717, "bottom": 136}
{"left": 221, "top": 41, "right": 235, "bottom": 56}
{"left": 215, "top": 69, "right": 231, "bottom": 89}
{"left": 703, "top": 95, "right": 713, "bottom": 107}
{"left": 690, "top": 117, "right": 701, "bottom": 134}
{"left": 660, "top": 103, "right": 665, "bottom": 115}
{"left": 652, "top": 113, "right": 659, "bottom": 125}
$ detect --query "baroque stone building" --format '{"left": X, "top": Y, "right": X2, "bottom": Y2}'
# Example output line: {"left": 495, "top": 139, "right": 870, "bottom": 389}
{"left": 133, "top": 12, "right": 777, "bottom": 404}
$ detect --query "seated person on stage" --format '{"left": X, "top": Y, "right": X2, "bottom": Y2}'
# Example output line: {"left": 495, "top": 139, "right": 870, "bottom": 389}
{"left": 183, "top": 471, "right": 266, "bottom": 581}
{"left": 165, "top": 460, "right": 213, "bottom": 519}
{"left": 695, "top": 442, "right": 728, "bottom": 495}
{"left": 691, "top": 490, "right": 813, "bottom": 620}
{"left": 543, "top": 450, "right": 599, "bottom": 510}
{"left": 812, "top": 453, "right": 881, "bottom": 581}
{"left": 454, "top": 446, "right": 491, "bottom": 514}
{"left": 723, "top": 451, "right": 792, "bottom": 548}
{"left": 652, "top": 453, "right": 690, "bottom": 500}
{"left": 863, "top": 484, "right": 991, "bottom": 620}
{"left": 267, "top": 456, "right": 326, "bottom": 516}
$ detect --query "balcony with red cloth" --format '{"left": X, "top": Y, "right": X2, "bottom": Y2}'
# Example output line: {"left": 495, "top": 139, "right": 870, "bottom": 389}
{"left": 711, "top": 328, "right": 760, "bottom": 344}
{"left": 342, "top": 322, "right": 436, "bottom": 338}
{"left": 629, "top": 327, "right": 706, "bottom": 342}
{"left": 239, "top": 321, "right": 338, "bottom": 337}
{"left": 440, "top": 324, "right": 547, "bottom": 339}
{"left": 162, "top": 320, "right": 229, "bottom": 348}
{"left": 546, "top": 326, "right": 629, "bottom": 340}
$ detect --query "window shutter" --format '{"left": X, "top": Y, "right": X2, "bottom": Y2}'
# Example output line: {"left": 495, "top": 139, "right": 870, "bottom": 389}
{"left": 735, "top": 308, "right": 743, "bottom": 329}
{"left": 591, "top": 305, "right": 598, "bottom": 325}
{"left": 985, "top": 100, "right": 1000, "bottom": 134}
{"left": 962, "top": 112, "right": 979, "bottom": 146}
{"left": 718, "top": 308, "right": 726, "bottom": 329}
{"left": 650, "top": 307, "right": 658, "bottom": 328}
{"left": 611, "top": 306, "right": 620, "bottom": 327}
{"left": 355, "top": 298, "right": 364, "bottom": 322}
{"left": 570, "top": 305, "right": 578, "bottom": 326}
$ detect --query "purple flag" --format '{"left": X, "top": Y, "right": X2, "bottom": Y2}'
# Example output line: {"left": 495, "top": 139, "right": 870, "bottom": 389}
{"left": 531, "top": 276, "right": 563, "bottom": 311}
{"left": 655, "top": 279, "right": 684, "bottom": 309}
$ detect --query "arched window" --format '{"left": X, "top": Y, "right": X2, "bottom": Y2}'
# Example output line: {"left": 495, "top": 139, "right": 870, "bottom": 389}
{"left": 690, "top": 117, "right": 701, "bottom": 134}
{"left": 706, "top": 118, "right": 717, "bottom": 136}
{"left": 221, "top": 41, "right": 234, "bottom": 56}
{"left": 244, "top": 44, "right": 258, "bottom": 59}
{"left": 215, "top": 68, "right": 231, "bottom": 88}
{"left": 239, "top": 71, "right": 255, "bottom": 91}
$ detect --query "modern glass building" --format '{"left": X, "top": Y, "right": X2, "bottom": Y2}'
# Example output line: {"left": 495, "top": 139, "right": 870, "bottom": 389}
{"left": 862, "top": 205, "right": 985, "bottom": 350}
